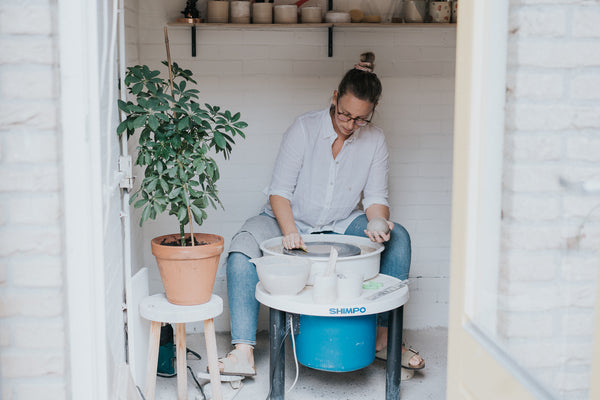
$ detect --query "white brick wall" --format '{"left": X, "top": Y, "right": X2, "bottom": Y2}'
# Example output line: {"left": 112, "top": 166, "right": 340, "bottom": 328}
{"left": 501, "top": 1, "right": 600, "bottom": 398}
{"left": 0, "top": 0, "right": 68, "bottom": 398}
{"left": 135, "top": 1, "right": 455, "bottom": 330}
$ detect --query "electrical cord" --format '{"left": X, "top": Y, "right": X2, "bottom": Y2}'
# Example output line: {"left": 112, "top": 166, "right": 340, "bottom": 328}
{"left": 287, "top": 314, "right": 300, "bottom": 394}
{"left": 187, "top": 365, "right": 207, "bottom": 400}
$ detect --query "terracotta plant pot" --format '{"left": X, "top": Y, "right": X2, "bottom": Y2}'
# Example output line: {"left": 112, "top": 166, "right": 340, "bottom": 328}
{"left": 151, "top": 233, "right": 224, "bottom": 305}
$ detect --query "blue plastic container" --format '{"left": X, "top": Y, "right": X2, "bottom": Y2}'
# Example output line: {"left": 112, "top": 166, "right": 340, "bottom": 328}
{"left": 294, "top": 314, "right": 376, "bottom": 372}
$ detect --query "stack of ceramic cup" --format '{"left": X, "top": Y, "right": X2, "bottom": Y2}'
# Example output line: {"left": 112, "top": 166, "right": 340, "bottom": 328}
{"left": 301, "top": 6, "right": 322, "bottom": 23}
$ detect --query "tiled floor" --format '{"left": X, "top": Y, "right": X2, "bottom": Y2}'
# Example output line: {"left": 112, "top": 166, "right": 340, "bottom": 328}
{"left": 155, "top": 327, "right": 447, "bottom": 400}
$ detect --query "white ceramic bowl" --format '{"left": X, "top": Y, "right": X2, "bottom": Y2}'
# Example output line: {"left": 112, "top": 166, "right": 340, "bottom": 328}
{"left": 325, "top": 11, "right": 351, "bottom": 23}
{"left": 251, "top": 255, "right": 311, "bottom": 296}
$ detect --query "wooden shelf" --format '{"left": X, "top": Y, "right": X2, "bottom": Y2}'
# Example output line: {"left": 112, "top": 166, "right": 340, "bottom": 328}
{"left": 167, "top": 22, "right": 455, "bottom": 28}
{"left": 166, "top": 21, "right": 456, "bottom": 57}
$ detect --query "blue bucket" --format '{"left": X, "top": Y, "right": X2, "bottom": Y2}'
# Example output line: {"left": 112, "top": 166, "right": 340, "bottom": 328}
{"left": 294, "top": 314, "right": 376, "bottom": 372}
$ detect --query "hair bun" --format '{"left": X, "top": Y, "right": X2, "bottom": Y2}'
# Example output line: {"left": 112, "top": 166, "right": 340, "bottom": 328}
{"left": 360, "top": 52, "right": 375, "bottom": 65}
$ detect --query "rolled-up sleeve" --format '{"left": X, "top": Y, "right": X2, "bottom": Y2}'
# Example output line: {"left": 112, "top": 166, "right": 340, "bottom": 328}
{"left": 362, "top": 133, "right": 389, "bottom": 210}
{"left": 267, "top": 118, "right": 305, "bottom": 201}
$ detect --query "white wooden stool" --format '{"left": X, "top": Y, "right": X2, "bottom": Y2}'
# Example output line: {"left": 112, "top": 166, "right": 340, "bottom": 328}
{"left": 139, "top": 293, "right": 224, "bottom": 400}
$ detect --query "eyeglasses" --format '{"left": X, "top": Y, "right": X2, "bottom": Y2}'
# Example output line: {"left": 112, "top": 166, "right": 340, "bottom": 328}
{"left": 335, "top": 103, "right": 373, "bottom": 127}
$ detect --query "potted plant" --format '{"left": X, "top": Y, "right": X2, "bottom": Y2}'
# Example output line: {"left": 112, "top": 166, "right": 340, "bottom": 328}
{"left": 117, "top": 61, "right": 247, "bottom": 305}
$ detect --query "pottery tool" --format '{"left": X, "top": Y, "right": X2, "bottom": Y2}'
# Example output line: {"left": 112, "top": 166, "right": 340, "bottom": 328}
{"left": 325, "top": 247, "right": 338, "bottom": 276}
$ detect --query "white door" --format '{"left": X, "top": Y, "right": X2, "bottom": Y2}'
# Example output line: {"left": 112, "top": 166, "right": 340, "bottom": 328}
{"left": 446, "top": 1, "right": 600, "bottom": 399}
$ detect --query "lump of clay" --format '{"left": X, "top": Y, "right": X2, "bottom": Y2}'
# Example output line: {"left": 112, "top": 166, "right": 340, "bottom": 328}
{"left": 367, "top": 217, "right": 390, "bottom": 234}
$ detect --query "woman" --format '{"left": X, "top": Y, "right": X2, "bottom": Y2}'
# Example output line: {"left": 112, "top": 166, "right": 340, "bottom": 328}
{"left": 220, "top": 52, "right": 425, "bottom": 377}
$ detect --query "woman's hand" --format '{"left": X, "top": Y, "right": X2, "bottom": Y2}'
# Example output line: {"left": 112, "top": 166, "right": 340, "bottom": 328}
{"left": 364, "top": 220, "right": 394, "bottom": 243}
{"left": 282, "top": 232, "right": 307, "bottom": 251}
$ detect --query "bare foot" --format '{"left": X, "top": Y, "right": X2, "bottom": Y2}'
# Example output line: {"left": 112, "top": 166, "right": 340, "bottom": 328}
{"left": 375, "top": 327, "right": 424, "bottom": 368}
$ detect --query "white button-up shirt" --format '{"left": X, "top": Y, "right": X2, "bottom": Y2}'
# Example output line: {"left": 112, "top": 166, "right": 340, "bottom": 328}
{"left": 264, "top": 107, "right": 389, "bottom": 234}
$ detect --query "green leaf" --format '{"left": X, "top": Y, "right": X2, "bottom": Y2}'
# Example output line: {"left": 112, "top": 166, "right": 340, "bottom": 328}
{"left": 177, "top": 116, "right": 190, "bottom": 130}
{"left": 133, "top": 115, "right": 147, "bottom": 129}
{"left": 213, "top": 131, "right": 226, "bottom": 149}
{"left": 132, "top": 82, "right": 144, "bottom": 95}
{"left": 177, "top": 206, "right": 187, "bottom": 222}
{"left": 117, "top": 99, "right": 129, "bottom": 112}
{"left": 148, "top": 115, "right": 159, "bottom": 131}
{"left": 133, "top": 198, "right": 148, "bottom": 208}
{"left": 141, "top": 205, "right": 152, "bottom": 225}
{"left": 168, "top": 187, "right": 181, "bottom": 199}
{"left": 117, "top": 120, "right": 128, "bottom": 135}
{"left": 159, "top": 178, "right": 168, "bottom": 193}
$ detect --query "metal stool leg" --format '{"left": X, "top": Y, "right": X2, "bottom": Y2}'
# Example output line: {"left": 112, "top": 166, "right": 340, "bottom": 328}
{"left": 144, "top": 321, "right": 162, "bottom": 400}
{"left": 204, "top": 318, "right": 223, "bottom": 400}
{"left": 175, "top": 323, "right": 188, "bottom": 400}
{"left": 386, "top": 306, "right": 404, "bottom": 400}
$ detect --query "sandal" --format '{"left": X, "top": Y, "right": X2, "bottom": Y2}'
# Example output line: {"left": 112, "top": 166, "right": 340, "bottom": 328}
{"left": 213, "top": 348, "right": 257, "bottom": 377}
{"left": 375, "top": 346, "right": 425, "bottom": 370}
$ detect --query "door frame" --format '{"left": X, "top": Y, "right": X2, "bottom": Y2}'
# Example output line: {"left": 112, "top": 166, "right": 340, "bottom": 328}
{"left": 447, "top": 0, "right": 600, "bottom": 398}
{"left": 58, "top": 0, "right": 109, "bottom": 398}
{"left": 446, "top": 0, "right": 538, "bottom": 398}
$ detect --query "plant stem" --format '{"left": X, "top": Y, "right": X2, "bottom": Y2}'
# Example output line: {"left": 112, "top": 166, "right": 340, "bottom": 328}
{"left": 164, "top": 27, "right": 175, "bottom": 95}
{"left": 187, "top": 205, "right": 195, "bottom": 246}
{"left": 180, "top": 223, "right": 186, "bottom": 246}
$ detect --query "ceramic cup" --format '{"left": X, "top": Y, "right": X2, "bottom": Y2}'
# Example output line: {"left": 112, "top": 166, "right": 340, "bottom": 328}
{"left": 403, "top": 0, "right": 427, "bottom": 23}
{"left": 451, "top": 1, "right": 458, "bottom": 23}
{"left": 336, "top": 272, "right": 363, "bottom": 301}
{"left": 313, "top": 273, "right": 337, "bottom": 304}
{"left": 252, "top": 2, "right": 273, "bottom": 24}
{"left": 274, "top": 5, "right": 298, "bottom": 24}
{"left": 207, "top": 0, "right": 229, "bottom": 23}
{"left": 301, "top": 6, "right": 322, "bottom": 23}
{"left": 429, "top": 1, "right": 451, "bottom": 23}
{"left": 230, "top": 1, "right": 251, "bottom": 24}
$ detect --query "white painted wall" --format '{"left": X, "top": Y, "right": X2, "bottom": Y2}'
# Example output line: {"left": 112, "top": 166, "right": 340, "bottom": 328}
{"left": 131, "top": 1, "right": 455, "bottom": 331}
{"left": 499, "top": 1, "right": 600, "bottom": 398}
{"left": 0, "top": 1, "right": 69, "bottom": 398}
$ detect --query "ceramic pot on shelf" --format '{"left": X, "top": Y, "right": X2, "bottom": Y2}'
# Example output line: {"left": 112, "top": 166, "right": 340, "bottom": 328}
{"left": 274, "top": 4, "right": 298, "bottom": 24}
{"left": 253, "top": 2, "right": 273, "bottom": 24}
{"left": 403, "top": 0, "right": 427, "bottom": 23}
{"left": 207, "top": 0, "right": 229, "bottom": 23}
{"left": 231, "top": 1, "right": 251, "bottom": 23}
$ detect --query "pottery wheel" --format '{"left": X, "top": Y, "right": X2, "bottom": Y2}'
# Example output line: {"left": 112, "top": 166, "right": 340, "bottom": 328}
{"left": 283, "top": 241, "right": 361, "bottom": 258}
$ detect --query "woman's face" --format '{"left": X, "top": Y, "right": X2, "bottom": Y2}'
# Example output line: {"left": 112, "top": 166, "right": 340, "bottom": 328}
{"left": 331, "top": 91, "right": 375, "bottom": 138}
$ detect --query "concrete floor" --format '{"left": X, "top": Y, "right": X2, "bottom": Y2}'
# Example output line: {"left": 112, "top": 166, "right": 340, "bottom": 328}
{"left": 155, "top": 327, "right": 447, "bottom": 400}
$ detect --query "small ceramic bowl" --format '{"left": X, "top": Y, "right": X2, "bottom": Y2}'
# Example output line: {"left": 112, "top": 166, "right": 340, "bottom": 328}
{"left": 252, "top": 255, "right": 311, "bottom": 296}
{"left": 325, "top": 11, "right": 351, "bottom": 23}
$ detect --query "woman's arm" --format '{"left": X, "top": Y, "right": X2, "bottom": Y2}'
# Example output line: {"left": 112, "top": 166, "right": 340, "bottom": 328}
{"left": 270, "top": 194, "right": 306, "bottom": 250}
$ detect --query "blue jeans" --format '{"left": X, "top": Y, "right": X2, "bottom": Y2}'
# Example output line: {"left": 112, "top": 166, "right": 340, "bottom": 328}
{"left": 227, "top": 214, "right": 411, "bottom": 346}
